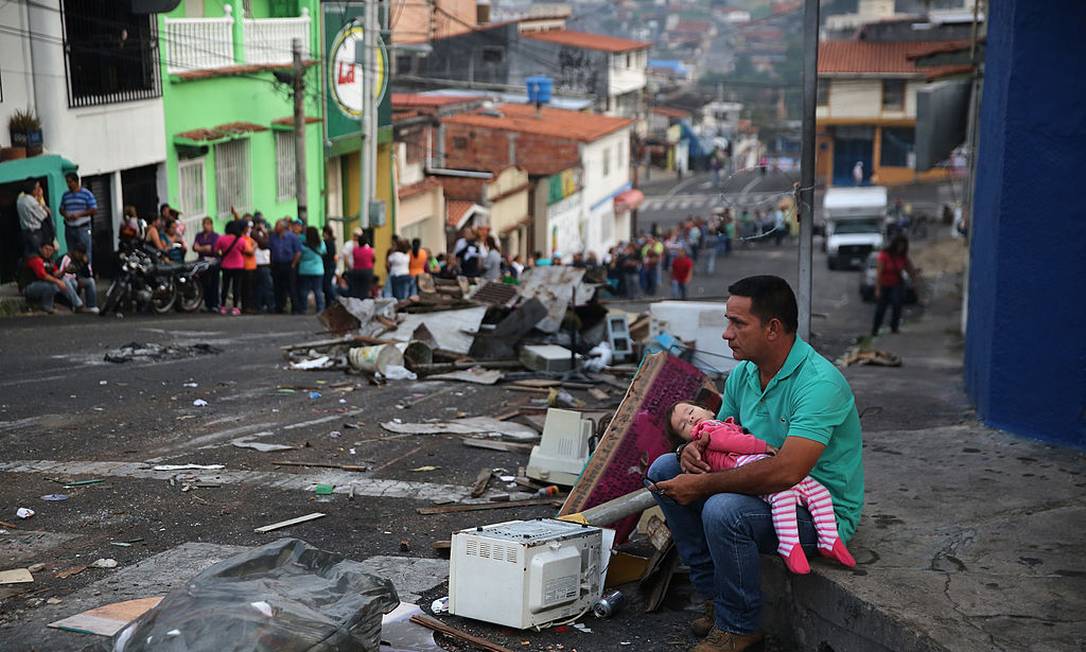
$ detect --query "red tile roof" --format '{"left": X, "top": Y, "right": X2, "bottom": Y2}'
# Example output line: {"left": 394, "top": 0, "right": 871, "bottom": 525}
{"left": 175, "top": 121, "right": 267, "bottom": 142}
{"left": 446, "top": 200, "right": 476, "bottom": 228}
{"left": 442, "top": 104, "right": 633, "bottom": 143}
{"left": 391, "top": 93, "right": 479, "bottom": 108}
{"left": 818, "top": 40, "right": 974, "bottom": 76}
{"left": 271, "top": 116, "right": 322, "bottom": 127}
{"left": 652, "top": 106, "right": 691, "bottom": 119}
{"left": 523, "top": 29, "right": 650, "bottom": 53}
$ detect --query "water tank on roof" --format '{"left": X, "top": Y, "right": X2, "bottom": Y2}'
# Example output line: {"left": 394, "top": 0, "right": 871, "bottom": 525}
{"left": 526, "top": 76, "right": 553, "bottom": 106}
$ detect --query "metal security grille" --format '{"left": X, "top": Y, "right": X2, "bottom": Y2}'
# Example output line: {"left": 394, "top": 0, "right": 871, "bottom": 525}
{"left": 178, "top": 157, "right": 207, "bottom": 246}
{"left": 61, "top": 0, "right": 162, "bottom": 108}
{"left": 215, "top": 140, "right": 251, "bottom": 217}
{"left": 275, "top": 131, "right": 296, "bottom": 202}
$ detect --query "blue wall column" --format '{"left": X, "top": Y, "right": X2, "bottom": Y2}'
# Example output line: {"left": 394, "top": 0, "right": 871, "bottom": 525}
{"left": 964, "top": 0, "right": 1086, "bottom": 447}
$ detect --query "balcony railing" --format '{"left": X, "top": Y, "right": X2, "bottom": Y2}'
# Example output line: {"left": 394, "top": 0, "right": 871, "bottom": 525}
{"left": 164, "top": 6, "right": 234, "bottom": 74}
{"left": 163, "top": 5, "right": 311, "bottom": 75}
{"left": 244, "top": 9, "right": 310, "bottom": 66}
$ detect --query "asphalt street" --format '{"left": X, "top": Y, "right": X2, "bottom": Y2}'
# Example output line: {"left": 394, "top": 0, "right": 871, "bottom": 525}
{"left": 636, "top": 169, "right": 799, "bottom": 233}
{"left": 0, "top": 209, "right": 934, "bottom": 650}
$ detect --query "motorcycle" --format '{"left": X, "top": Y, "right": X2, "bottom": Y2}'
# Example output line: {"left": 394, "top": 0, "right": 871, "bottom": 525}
{"left": 102, "top": 243, "right": 212, "bottom": 316}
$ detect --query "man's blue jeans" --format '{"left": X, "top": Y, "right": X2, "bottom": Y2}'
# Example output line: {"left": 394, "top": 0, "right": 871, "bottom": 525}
{"left": 24, "top": 278, "right": 82, "bottom": 311}
{"left": 647, "top": 453, "right": 818, "bottom": 634}
{"left": 65, "top": 223, "right": 93, "bottom": 267}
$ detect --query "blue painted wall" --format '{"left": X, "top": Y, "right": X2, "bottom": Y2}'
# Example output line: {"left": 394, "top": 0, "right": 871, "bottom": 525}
{"left": 964, "top": 0, "right": 1086, "bottom": 448}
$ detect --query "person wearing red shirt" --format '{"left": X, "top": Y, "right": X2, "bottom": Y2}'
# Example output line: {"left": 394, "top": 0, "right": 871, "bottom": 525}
{"left": 872, "top": 235, "right": 919, "bottom": 335}
{"left": 20, "top": 241, "right": 85, "bottom": 314}
{"left": 671, "top": 247, "right": 695, "bottom": 300}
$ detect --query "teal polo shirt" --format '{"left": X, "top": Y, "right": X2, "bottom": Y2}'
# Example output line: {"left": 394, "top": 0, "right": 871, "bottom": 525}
{"left": 719, "top": 337, "right": 864, "bottom": 541}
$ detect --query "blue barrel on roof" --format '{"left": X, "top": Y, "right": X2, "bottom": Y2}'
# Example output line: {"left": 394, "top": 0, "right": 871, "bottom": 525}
{"left": 526, "top": 76, "right": 553, "bottom": 105}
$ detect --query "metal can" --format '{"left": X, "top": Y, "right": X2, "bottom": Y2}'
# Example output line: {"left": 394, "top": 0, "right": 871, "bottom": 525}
{"left": 592, "top": 589, "right": 626, "bottom": 619}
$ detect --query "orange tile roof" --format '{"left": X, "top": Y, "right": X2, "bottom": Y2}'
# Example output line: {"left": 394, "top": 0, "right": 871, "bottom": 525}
{"left": 271, "top": 116, "right": 322, "bottom": 126}
{"left": 818, "top": 40, "right": 974, "bottom": 76}
{"left": 523, "top": 29, "right": 650, "bottom": 53}
{"left": 398, "top": 176, "right": 442, "bottom": 200}
{"left": 652, "top": 106, "right": 691, "bottom": 119}
{"left": 175, "top": 121, "right": 267, "bottom": 142}
{"left": 442, "top": 103, "right": 633, "bottom": 143}
{"left": 391, "top": 93, "right": 479, "bottom": 108}
{"left": 447, "top": 200, "right": 476, "bottom": 228}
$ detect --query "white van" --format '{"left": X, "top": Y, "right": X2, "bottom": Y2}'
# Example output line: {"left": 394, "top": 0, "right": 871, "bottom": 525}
{"left": 823, "top": 186, "right": 886, "bottom": 270}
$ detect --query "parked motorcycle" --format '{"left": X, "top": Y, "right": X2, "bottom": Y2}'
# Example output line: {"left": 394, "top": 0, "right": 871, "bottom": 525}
{"left": 101, "top": 244, "right": 212, "bottom": 316}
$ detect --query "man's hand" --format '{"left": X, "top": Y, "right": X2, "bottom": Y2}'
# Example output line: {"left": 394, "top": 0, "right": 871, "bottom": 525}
{"left": 680, "top": 436, "right": 711, "bottom": 474}
{"left": 654, "top": 474, "right": 708, "bottom": 506}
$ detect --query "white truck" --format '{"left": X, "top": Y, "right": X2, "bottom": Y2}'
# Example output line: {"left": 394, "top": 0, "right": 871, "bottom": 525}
{"left": 823, "top": 186, "right": 886, "bottom": 270}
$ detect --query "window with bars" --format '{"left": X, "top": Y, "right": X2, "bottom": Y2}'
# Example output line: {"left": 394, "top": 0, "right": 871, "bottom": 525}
{"left": 882, "top": 79, "right": 906, "bottom": 111}
{"left": 215, "top": 139, "right": 251, "bottom": 217}
{"left": 61, "top": 0, "right": 161, "bottom": 108}
{"left": 602, "top": 146, "right": 611, "bottom": 177}
{"left": 276, "top": 131, "right": 296, "bottom": 202}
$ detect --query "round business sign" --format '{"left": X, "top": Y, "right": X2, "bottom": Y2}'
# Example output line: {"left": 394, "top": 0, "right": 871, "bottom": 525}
{"left": 328, "top": 21, "right": 388, "bottom": 119}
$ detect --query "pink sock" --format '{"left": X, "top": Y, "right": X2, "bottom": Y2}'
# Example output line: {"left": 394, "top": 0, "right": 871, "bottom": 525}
{"left": 782, "top": 545, "right": 811, "bottom": 574}
{"left": 819, "top": 539, "right": 856, "bottom": 568}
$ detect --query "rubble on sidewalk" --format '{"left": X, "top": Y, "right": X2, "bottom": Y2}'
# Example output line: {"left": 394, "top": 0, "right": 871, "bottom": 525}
{"left": 104, "top": 342, "right": 222, "bottom": 364}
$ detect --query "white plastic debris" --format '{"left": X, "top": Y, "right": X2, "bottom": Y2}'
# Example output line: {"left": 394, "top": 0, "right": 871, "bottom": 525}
{"left": 183, "top": 382, "right": 199, "bottom": 388}
{"left": 431, "top": 596, "right": 449, "bottom": 614}
{"left": 16, "top": 507, "right": 34, "bottom": 519}
{"left": 382, "top": 365, "right": 418, "bottom": 381}
{"left": 153, "top": 464, "right": 225, "bottom": 471}
{"left": 192, "top": 399, "right": 208, "bottom": 407}
{"left": 583, "top": 341, "right": 613, "bottom": 373}
{"left": 572, "top": 623, "right": 593, "bottom": 633}
{"left": 250, "top": 601, "right": 273, "bottom": 617}
{"left": 90, "top": 558, "right": 118, "bottom": 569}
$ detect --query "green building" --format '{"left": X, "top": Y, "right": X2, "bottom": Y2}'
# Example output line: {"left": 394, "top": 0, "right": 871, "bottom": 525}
{"left": 158, "top": 0, "right": 324, "bottom": 238}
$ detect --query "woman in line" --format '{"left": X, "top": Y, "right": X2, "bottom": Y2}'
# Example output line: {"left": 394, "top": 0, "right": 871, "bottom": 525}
{"left": 296, "top": 226, "right": 327, "bottom": 314}
{"left": 387, "top": 240, "right": 412, "bottom": 300}
{"left": 348, "top": 233, "right": 375, "bottom": 299}
{"left": 321, "top": 225, "right": 338, "bottom": 308}
{"left": 214, "top": 221, "right": 250, "bottom": 316}
{"left": 408, "top": 238, "right": 427, "bottom": 296}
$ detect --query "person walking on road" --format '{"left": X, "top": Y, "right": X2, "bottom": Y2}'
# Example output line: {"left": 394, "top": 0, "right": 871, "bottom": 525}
{"left": 871, "top": 235, "right": 918, "bottom": 336}
{"left": 670, "top": 247, "right": 694, "bottom": 300}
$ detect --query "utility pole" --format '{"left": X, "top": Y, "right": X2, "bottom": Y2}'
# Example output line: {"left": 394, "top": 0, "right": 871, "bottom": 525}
{"left": 796, "top": 0, "right": 820, "bottom": 341}
{"left": 357, "top": 0, "right": 378, "bottom": 229}
{"left": 292, "top": 38, "right": 307, "bottom": 222}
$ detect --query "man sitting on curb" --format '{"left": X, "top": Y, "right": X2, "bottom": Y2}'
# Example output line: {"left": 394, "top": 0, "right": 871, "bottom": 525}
{"left": 20, "top": 241, "right": 86, "bottom": 314}
{"left": 648, "top": 275, "right": 864, "bottom": 652}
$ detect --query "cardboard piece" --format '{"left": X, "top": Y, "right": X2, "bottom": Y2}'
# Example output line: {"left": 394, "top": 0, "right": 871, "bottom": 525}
{"left": 558, "top": 352, "right": 714, "bottom": 543}
{"left": 47, "top": 596, "right": 163, "bottom": 636}
{"left": 0, "top": 568, "right": 34, "bottom": 584}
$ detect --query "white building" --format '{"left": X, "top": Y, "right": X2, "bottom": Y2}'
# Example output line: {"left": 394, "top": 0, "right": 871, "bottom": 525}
{"left": 0, "top": 0, "right": 166, "bottom": 276}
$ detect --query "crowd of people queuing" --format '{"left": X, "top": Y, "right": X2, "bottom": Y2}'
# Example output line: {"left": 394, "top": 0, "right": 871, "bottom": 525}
{"left": 14, "top": 170, "right": 794, "bottom": 315}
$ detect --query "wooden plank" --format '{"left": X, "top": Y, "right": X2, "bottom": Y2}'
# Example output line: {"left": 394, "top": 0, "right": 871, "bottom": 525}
{"left": 271, "top": 461, "right": 368, "bottom": 472}
{"left": 47, "top": 596, "right": 162, "bottom": 637}
{"left": 502, "top": 385, "right": 551, "bottom": 394}
{"left": 253, "top": 512, "right": 326, "bottom": 533}
{"left": 470, "top": 467, "right": 493, "bottom": 498}
{"left": 416, "top": 497, "right": 561, "bottom": 515}
{"left": 512, "top": 379, "right": 561, "bottom": 388}
{"left": 410, "top": 614, "right": 515, "bottom": 652}
{"left": 0, "top": 569, "right": 34, "bottom": 585}
{"left": 461, "top": 438, "right": 533, "bottom": 453}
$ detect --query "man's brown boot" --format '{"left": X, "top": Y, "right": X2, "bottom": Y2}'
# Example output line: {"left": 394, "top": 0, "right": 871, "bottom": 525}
{"left": 690, "top": 601, "right": 714, "bottom": 637}
{"left": 691, "top": 627, "right": 765, "bottom": 652}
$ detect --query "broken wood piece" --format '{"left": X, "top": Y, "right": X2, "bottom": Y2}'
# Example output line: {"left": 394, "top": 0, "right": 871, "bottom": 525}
{"left": 493, "top": 409, "right": 521, "bottom": 421}
{"left": 461, "top": 438, "right": 534, "bottom": 453}
{"left": 47, "top": 596, "right": 163, "bottom": 637}
{"left": 503, "top": 385, "right": 551, "bottom": 394}
{"left": 271, "top": 461, "right": 368, "bottom": 472}
{"left": 416, "top": 497, "right": 562, "bottom": 515}
{"left": 55, "top": 565, "right": 88, "bottom": 579}
{"left": 0, "top": 520, "right": 18, "bottom": 529}
{"left": 588, "top": 388, "right": 610, "bottom": 401}
{"left": 512, "top": 379, "right": 561, "bottom": 388}
{"left": 253, "top": 512, "right": 326, "bottom": 533}
{"left": 0, "top": 569, "right": 34, "bottom": 585}
{"left": 410, "top": 614, "right": 515, "bottom": 652}
{"left": 470, "top": 467, "right": 493, "bottom": 498}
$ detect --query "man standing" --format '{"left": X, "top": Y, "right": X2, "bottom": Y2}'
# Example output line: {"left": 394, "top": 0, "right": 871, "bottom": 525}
{"left": 269, "top": 218, "right": 302, "bottom": 313}
{"left": 20, "top": 241, "right": 85, "bottom": 314}
{"left": 670, "top": 247, "right": 693, "bottom": 300}
{"left": 60, "top": 173, "right": 97, "bottom": 268}
{"left": 649, "top": 276, "right": 863, "bottom": 652}
{"left": 17, "top": 179, "right": 51, "bottom": 255}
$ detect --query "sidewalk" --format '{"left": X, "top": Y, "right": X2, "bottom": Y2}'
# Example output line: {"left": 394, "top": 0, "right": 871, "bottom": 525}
{"left": 764, "top": 267, "right": 1086, "bottom": 650}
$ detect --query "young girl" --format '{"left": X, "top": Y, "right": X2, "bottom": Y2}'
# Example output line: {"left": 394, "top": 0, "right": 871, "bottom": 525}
{"left": 665, "top": 400, "right": 856, "bottom": 574}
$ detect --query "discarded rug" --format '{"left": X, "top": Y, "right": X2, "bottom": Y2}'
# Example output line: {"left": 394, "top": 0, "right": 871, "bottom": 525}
{"left": 837, "top": 346, "right": 903, "bottom": 368}
{"left": 380, "top": 417, "right": 539, "bottom": 442}
{"left": 559, "top": 352, "right": 716, "bottom": 544}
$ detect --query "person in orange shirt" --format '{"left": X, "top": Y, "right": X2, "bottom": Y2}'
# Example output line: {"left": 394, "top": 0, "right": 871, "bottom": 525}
{"left": 408, "top": 238, "right": 428, "bottom": 296}
{"left": 240, "top": 221, "right": 258, "bottom": 313}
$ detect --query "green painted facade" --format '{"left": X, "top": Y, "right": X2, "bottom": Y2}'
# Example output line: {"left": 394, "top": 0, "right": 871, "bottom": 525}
{"left": 158, "top": 0, "right": 325, "bottom": 232}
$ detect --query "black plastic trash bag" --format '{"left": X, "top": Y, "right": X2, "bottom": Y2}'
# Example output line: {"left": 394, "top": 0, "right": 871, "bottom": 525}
{"left": 109, "top": 538, "right": 399, "bottom": 652}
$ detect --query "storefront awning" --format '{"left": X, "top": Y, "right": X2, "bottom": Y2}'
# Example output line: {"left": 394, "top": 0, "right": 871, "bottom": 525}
{"left": 614, "top": 189, "right": 645, "bottom": 213}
